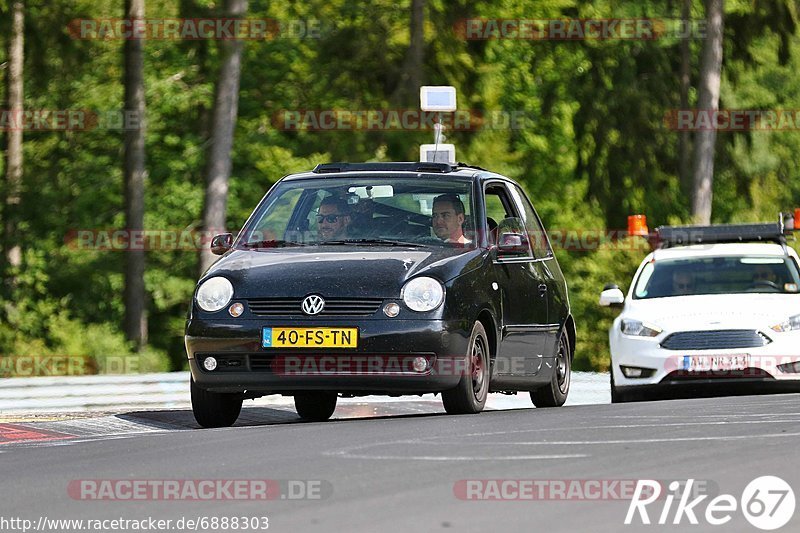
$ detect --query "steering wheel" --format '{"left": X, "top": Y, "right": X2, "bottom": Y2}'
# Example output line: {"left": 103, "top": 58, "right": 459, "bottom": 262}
{"left": 749, "top": 280, "right": 781, "bottom": 292}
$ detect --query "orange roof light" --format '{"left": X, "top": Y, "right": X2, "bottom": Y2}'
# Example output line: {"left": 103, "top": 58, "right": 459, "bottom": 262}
{"left": 628, "top": 215, "right": 649, "bottom": 237}
{"left": 794, "top": 208, "right": 800, "bottom": 231}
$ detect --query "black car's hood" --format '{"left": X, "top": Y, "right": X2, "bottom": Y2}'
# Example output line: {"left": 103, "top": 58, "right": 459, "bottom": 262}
{"left": 205, "top": 246, "right": 485, "bottom": 298}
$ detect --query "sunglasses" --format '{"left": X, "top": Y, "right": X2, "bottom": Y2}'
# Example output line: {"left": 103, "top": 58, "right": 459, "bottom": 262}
{"left": 316, "top": 214, "right": 344, "bottom": 223}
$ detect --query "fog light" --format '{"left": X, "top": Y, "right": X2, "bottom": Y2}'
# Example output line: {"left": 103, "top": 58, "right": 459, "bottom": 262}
{"left": 620, "top": 365, "right": 655, "bottom": 378}
{"left": 228, "top": 302, "right": 244, "bottom": 317}
{"left": 778, "top": 361, "right": 800, "bottom": 374}
{"left": 203, "top": 357, "right": 218, "bottom": 371}
{"left": 412, "top": 356, "right": 428, "bottom": 372}
{"left": 383, "top": 303, "right": 400, "bottom": 317}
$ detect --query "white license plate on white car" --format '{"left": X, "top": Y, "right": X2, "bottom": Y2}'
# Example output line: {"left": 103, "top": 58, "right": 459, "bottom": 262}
{"left": 681, "top": 354, "right": 750, "bottom": 372}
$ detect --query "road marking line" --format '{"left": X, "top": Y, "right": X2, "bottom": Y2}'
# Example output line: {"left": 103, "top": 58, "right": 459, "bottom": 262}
{"left": 472, "top": 432, "right": 800, "bottom": 445}
{"left": 328, "top": 453, "right": 589, "bottom": 461}
{"left": 451, "top": 419, "right": 800, "bottom": 439}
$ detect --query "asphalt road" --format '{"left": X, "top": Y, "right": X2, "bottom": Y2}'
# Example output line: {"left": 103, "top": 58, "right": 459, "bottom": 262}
{"left": 1, "top": 392, "right": 799, "bottom": 532}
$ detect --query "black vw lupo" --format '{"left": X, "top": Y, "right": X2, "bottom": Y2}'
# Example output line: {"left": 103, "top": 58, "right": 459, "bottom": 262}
{"left": 186, "top": 162, "right": 575, "bottom": 427}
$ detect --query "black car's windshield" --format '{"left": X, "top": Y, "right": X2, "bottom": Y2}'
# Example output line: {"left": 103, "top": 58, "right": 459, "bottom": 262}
{"left": 238, "top": 176, "right": 477, "bottom": 250}
{"left": 633, "top": 255, "right": 800, "bottom": 299}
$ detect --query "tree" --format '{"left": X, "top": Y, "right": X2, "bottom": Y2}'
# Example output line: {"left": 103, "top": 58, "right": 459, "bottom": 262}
{"left": 199, "top": 0, "right": 248, "bottom": 275}
{"left": 679, "top": 0, "right": 692, "bottom": 195}
{"left": 691, "top": 0, "right": 724, "bottom": 224}
{"left": 392, "top": 0, "right": 426, "bottom": 106}
{"left": 4, "top": 0, "right": 24, "bottom": 272}
{"left": 123, "top": 0, "right": 148, "bottom": 348}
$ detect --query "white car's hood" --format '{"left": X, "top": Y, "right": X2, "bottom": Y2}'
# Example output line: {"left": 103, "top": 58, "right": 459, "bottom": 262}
{"left": 623, "top": 293, "right": 800, "bottom": 331}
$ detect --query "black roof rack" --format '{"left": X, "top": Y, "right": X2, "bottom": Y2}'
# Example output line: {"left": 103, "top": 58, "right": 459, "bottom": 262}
{"left": 456, "top": 162, "right": 488, "bottom": 172}
{"left": 656, "top": 221, "right": 787, "bottom": 248}
{"left": 312, "top": 162, "right": 458, "bottom": 174}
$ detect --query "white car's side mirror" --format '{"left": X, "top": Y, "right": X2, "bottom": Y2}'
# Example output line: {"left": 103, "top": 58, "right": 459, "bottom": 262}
{"left": 599, "top": 287, "right": 625, "bottom": 307}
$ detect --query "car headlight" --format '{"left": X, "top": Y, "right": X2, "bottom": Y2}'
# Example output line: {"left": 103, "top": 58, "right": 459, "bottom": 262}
{"left": 620, "top": 319, "right": 662, "bottom": 337}
{"left": 195, "top": 277, "right": 234, "bottom": 312}
{"left": 771, "top": 314, "right": 800, "bottom": 333}
{"left": 402, "top": 277, "right": 444, "bottom": 312}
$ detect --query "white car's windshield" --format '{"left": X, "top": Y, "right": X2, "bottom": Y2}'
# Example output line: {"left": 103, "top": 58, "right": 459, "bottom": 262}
{"left": 633, "top": 255, "right": 800, "bottom": 299}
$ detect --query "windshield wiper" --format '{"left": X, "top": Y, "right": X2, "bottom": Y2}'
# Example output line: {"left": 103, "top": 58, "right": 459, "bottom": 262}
{"left": 240, "top": 240, "right": 307, "bottom": 248}
{"left": 320, "top": 238, "right": 425, "bottom": 247}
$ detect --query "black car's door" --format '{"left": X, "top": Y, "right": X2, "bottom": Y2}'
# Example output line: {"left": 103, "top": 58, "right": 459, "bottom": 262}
{"left": 508, "top": 183, "right": 561, "bottom": 360}
{"left": 485, "top": 182, "right": 549, "bottom": 379}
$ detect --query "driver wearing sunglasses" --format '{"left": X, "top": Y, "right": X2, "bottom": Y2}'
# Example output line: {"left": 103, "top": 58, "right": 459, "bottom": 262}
{"left": 316, "top": 196, "right": 352, "bottom": 241}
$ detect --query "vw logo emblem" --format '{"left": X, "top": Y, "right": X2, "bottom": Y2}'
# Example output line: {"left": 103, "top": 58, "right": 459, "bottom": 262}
{"left": 301, "top": 295, "right": 325, "bottom": 315}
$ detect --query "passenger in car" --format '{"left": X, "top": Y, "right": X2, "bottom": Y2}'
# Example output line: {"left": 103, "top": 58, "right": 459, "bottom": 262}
{"left": 431, "top": 194, "right": 471, "bottom": 244}
{"left": 316, "top": 196, "right": 352, "bottom": 241}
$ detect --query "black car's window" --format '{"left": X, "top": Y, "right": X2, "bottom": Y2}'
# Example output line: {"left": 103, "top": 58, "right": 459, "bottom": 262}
{"left": 248, "top": 188, "right": 303, "bottom": 242}
{"left": 485, "top": 183, "right": 532, "bottom": 257}
{"left": 633, "top": 256, "right": 800, "bottom": 299}
{"left": 239, "top": 177, "right": 476, "bottom": 249}
{"left": 509, "top": 184, "right": 553, "bottom": 258}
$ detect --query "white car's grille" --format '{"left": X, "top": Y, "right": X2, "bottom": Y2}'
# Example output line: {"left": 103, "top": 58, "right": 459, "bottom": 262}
{"left": 660, "top": 329, "right": 771, "bottom": 350}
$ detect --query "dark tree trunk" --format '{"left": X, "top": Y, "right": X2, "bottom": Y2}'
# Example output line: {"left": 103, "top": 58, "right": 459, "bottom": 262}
{"left": 392, "top": 0, "right": 426, "bottom": 105}
{"left": 199, "top": 0, "right": 248, "bottom": 275}
{"left": 691, "top": 0, "right": 724, "bottom": 224}
{"left": 123, "top": 0, "right": 148, "bottom": 348}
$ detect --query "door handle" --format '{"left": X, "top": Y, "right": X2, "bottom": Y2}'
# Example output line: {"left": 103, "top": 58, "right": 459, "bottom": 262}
{"left": 538, "top": 283, "right": 548, "bottom": 297}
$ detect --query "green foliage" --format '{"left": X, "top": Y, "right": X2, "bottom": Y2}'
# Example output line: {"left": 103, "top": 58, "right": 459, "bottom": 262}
{"left": 1, "top": 0, "right": 800, "bottom": 374}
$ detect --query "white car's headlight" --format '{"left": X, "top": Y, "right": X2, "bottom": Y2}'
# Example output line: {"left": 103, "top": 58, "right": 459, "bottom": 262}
{"left": 621, "top": 319, "right": 662, "bottom": 337}
{"left": 402, "top": 277, "right": 444, "bottom": 312}
{"left": 196, "top": 277, "right": 234, "bottom": 312}
{"left": 771, "top": 314, "right": 800, "bottom": 333}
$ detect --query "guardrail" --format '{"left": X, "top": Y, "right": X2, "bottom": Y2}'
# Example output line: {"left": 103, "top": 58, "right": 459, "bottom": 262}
{"left": 0, "top": 372, "right": 191, "bottom": 412}
{"left": 0, "top": 371, "right": 609, "bottom": 413}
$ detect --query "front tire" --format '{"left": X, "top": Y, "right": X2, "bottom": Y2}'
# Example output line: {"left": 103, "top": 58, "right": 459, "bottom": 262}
{"left": 531, "top": 330, "right": 571, "bottom": 407}
{"left": 191, "top": 377, "right": 243, "bottom": 428}
{"left": 295, "top": 392, "right": 338, "bottom": 421}
{"left": 442, "top": 321, "right": 491, "bottom": 415}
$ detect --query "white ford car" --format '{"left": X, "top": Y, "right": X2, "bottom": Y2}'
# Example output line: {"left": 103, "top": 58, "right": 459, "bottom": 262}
{"left": 600, "top": 218, "right": 800, "bottom": 402}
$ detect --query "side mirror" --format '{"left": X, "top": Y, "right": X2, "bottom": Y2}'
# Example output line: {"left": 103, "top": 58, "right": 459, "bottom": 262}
{"left": 210, "top": 233, "right": 233, "bottom": 256}
{"left": 599, "top": 284, "right": 625, "bottom": 307}
{"left": 497, "top": 232, "right": 529, "bottom": 256}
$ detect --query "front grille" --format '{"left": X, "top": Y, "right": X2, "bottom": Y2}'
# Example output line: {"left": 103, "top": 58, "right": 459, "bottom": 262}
{"left": 246, "top": 297, "right": 383, "bottom": 317}
{"left": 660, "top": 330, "right": 771, "bottom": 351}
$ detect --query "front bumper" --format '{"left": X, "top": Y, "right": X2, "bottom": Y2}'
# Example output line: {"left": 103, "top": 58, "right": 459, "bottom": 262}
{"left": 186, "top": 318, "right": 471, "bottom": 394}
{"left": 610, "top": 330, "right": 800, "bottom": 393}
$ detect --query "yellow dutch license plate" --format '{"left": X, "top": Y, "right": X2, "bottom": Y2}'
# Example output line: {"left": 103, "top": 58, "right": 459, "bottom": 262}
{"left": 262, "top": 327, "right": 358, "bottom": 348}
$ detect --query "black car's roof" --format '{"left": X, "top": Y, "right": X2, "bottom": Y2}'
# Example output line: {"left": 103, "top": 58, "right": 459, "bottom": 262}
{"left": 279, "top": 162, "right": 516, "bottom": 185}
